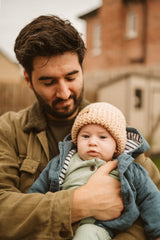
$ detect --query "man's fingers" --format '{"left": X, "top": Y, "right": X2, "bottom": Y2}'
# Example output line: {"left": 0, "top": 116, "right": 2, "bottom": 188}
{"left": 98, "top": 160, "right": 118, "bottom": 174}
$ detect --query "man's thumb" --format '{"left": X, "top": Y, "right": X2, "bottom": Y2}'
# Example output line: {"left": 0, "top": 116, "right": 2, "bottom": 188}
{"left": 99, "top": 160, "right": 118, "bottom": 174}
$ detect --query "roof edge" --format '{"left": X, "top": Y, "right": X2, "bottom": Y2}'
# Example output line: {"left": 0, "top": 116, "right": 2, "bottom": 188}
{"left": 78, "top": 7, "right": 100, "bottom": 20}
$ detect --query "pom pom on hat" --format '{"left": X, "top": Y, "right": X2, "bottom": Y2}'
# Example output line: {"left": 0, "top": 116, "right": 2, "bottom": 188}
{"left": 71, "top": 102, "right": 127, "bottom": 156}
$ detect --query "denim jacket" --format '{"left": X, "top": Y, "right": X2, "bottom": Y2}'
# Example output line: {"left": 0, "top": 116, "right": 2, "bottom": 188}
{"left": 29, "top": 127, "right": 160, "bottom": 240}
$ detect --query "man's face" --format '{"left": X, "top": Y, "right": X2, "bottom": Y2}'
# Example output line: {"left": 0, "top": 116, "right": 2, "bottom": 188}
{"left": 25, "top": 52, "right": 83, "bottom": 119}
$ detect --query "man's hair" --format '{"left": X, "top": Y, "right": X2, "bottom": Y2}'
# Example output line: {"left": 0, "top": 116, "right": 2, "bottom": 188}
{"left": 14, "top": 15, "right": 86, "bottom": 76}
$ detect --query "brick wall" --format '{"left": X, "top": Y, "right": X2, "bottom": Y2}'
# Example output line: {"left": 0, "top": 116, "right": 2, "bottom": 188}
{"left": 146, "top": 0, "right": 160, "bottom": 64}
{"left": 83, "top": 0, "right": 160, "bottom": 72}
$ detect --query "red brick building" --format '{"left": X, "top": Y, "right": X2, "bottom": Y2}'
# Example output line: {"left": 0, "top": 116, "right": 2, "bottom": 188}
{"left": 80, "top": 0, "right": 160, "bottom": 71}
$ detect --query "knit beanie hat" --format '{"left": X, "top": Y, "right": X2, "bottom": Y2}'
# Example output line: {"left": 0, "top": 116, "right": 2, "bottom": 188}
{"left": 71, "top": 102, "right": 127, "bottom": 156}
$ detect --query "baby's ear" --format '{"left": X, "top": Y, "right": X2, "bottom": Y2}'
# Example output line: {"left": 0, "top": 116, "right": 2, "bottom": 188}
{"left": 113, "top": 149, "right": 118, "bottom": 158}
{"left": 115, "top": 148, "right": 118, "bottom": 154}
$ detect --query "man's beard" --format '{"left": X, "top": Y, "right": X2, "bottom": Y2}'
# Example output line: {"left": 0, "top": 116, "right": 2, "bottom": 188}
{"left": 34, "top": 88, "right": 83, "bottom": 119}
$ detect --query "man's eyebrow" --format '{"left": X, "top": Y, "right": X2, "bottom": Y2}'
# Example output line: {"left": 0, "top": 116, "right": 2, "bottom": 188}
{"left": 66, "top": 70, "right": 79, "bottom": 76}
{"left": 39, "top": 76, "right": 55, "bottom": 81}
{"left": 38, "top": 70, "right": 79, "bottom": 81}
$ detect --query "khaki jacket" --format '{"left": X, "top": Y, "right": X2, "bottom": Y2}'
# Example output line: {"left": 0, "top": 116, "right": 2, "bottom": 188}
{"left": 0, "top": 101, "right": 160, "bottom": 240}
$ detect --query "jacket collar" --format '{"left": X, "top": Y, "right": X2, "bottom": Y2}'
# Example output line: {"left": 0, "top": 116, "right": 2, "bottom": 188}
{"left": 125, "top": 127, "right": 150, "bottom": 158}
{"left": 118, "top": 127, "right": 150, "bottom": 173}
{"left": 23, "top": 101, "right": 47, "bottom": 133}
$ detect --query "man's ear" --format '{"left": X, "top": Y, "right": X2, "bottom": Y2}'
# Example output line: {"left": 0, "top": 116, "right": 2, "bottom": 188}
{"left": 24, "top": 70, "right": 33, "bottom": 90}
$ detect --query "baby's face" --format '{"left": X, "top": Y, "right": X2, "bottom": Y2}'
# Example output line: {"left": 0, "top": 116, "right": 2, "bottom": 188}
{"left": 77, "top": 124, "right": 117, "bottom": 161}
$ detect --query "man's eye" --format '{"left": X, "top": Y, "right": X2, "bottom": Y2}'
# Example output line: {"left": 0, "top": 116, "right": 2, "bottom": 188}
{"left": 44, "top": 80, "right": 56, "bottom": 86}
{"left": 66, "top": 77, "right": 75, "bottom": 81}
{"left": 44, "top": 82, "right": 53, "bottom": 86}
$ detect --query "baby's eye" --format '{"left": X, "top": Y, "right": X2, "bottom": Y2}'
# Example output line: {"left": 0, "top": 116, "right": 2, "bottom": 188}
{"left": 82, "top": 134, "right": 89, "bottom": 138}
{"left": 100, "top": 136, "right": 107, "bottom": 139}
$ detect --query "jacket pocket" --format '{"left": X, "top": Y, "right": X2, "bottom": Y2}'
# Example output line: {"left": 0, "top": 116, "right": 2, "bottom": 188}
{"left": 19, "top": 158, "right": 40, "bottom": 193}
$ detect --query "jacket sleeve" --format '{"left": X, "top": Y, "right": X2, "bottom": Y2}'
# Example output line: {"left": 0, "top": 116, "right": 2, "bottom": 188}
{"left": 0, "top": 114, "right": 75, "bottom": 240}
{"left": 134, "top": 162, "right": 160, "bottom": 239}
{"left": 113, "top": 154, "right": 160, "bottom": 240}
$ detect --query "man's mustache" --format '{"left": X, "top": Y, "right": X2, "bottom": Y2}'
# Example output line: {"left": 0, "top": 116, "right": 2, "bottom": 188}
{"left": 52, "top": 95, "right": 76, "bottom": 105}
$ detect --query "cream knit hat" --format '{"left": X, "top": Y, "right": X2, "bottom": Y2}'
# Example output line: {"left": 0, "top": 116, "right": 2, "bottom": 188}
{"left": 71, "top": 102, "right": 127, "bottom": 156}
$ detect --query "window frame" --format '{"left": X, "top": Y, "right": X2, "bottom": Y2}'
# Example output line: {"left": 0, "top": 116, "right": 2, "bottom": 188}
{"left": 125, "top": 11, "right": 138, "bottom": 39}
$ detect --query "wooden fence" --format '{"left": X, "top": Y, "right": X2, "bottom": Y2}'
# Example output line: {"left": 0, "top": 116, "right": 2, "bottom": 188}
{"left": 0, "top": 81, "right": 36, "bottom": 115}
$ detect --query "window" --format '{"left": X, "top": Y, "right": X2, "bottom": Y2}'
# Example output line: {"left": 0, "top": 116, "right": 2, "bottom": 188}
{"left": 92, "top": 23, "right": 101, "bottom": 56}
{"left": 126, "top": 12, "right": 138, "bottom": 39}
{"left": 134, "top": 89, "right": 143, "bottom": 109}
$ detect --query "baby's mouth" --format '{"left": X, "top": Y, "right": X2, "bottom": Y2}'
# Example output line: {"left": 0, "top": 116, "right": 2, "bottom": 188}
{"left": 87, "top": 150, "right": 99, "bottom": 157}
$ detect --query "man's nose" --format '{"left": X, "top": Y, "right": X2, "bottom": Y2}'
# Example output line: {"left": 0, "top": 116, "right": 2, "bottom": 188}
{"left": 56, "top": 80, "right": 71, "bottom": 99}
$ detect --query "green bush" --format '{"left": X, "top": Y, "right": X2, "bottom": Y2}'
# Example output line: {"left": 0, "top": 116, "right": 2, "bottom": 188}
{"left": 151, "top": 155, "right": 160, "bottom": 171}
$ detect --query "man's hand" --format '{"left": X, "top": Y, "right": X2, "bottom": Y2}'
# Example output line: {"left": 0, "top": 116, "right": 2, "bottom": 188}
{"left": 71, "top": 160, "right": 123, "bottom": 223}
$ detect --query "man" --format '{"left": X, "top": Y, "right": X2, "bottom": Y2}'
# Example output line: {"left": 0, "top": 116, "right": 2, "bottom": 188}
{"left": 0, "top": 15, "right": 159, "bottom": 240}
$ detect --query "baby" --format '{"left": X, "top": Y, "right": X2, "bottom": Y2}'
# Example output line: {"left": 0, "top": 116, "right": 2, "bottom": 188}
{"left": 29, "top": 102, "right": 160, "bottom": 240}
